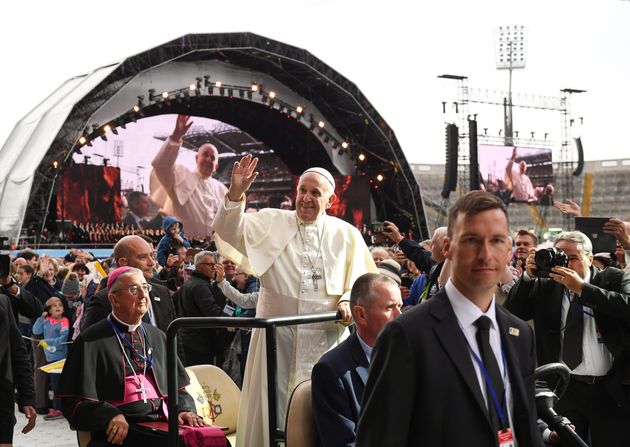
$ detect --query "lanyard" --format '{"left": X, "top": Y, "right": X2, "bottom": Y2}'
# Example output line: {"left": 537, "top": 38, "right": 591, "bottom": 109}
{"left": 464, "top": 336, "right": 509, "bottom": 429}
{"left": 107, "top": 316, "right": 154, "bottom": 369}
{"left": 569, "top": 297, "right": 594, "bottom": 318}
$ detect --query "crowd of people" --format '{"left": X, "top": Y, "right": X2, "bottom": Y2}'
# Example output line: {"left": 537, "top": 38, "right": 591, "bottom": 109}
{"left": 2, "top": 115, "right": 630, "bottom": 447}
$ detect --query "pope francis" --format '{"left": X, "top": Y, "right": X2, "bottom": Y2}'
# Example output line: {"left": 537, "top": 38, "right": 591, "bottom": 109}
{"left": 213, "top": 154, "right": 377, "bottom": 447}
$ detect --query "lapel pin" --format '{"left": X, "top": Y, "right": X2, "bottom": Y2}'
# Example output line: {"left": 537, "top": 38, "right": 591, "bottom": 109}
{"left": 509, "top": 327, "right": 520, "bottom": 336}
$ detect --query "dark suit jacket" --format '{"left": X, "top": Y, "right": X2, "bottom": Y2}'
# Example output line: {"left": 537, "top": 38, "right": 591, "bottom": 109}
{"left": 505, "top": 265, "right": 630, "bottom": 407}
{"left": 311, "top": 332, "right": 369, "bottom": 447}
{"left": 176, "top": 272, "right": 227, "bottom": 360}
{"left": 82, "top": 278, "right": 176, "bottom": 333}
{"left": 0, "top": 294, "right": 35, "bottom": 441}
{"left": 356, "top": 289, "right": 543, "bottom": 447}
{"left": 122, "top": 212, "right": 163, "bottom": 230}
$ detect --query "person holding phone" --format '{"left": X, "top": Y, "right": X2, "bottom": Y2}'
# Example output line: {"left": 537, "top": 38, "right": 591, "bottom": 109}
{"left": 175, "top": 251, "right": 229, "bottom": 367}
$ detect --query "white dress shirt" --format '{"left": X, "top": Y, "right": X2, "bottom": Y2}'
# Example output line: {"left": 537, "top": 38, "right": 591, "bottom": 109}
{"left": 445, "top": 280, "right": 515, "bottom": 434}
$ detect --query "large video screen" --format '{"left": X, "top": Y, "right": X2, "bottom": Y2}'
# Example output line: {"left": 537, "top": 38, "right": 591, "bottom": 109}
{"left": 56, "top": 114, "right": 370, "bottom": 242}
{"left": 478, "top": 144, "right": 554, "bottom": 206}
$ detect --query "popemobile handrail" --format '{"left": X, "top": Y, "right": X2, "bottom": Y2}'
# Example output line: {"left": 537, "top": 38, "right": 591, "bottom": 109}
{"left": 166, "top": 311, "right": 342, "bottom": 447}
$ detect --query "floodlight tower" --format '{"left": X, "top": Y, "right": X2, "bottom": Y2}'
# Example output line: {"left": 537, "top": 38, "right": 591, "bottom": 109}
{"left": 494, "top": 25, "right": 527, "bottom": 147}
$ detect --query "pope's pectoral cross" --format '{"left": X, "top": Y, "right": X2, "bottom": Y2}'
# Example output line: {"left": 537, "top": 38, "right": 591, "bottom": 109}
{"left": 311, "top": 270, "right": 323, "bottom": 291}
{"left": 137, "top": 381, "right": 147, "bottom": 403}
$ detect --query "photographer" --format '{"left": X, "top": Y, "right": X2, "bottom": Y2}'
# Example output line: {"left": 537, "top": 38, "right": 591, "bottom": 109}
{"left": 505, "top": 231, "right": 630, "bottom": 446}
{"left": 381, "top": 222, "right": 447, "bottom": 302}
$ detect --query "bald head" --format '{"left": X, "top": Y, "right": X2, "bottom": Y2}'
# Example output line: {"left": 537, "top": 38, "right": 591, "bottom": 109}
{"left": 113, "top": 235, "right": 156, "bottom": 280}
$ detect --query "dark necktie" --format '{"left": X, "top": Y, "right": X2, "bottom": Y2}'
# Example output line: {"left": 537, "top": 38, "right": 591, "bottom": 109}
{"left": 475, "top": 316, "right": 505, "bottom": 433}
{"left": 562, "top": 295, "right": 584, "bottom": 369}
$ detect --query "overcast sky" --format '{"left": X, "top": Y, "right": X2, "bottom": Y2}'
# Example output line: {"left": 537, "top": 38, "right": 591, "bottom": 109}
{"left": 1, "top": 0, "right": 628, "bottom": 165}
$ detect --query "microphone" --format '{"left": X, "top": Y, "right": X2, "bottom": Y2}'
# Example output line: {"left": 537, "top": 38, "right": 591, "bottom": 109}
{"left": 534, "top": 363, "right": 588, "bottom": 447}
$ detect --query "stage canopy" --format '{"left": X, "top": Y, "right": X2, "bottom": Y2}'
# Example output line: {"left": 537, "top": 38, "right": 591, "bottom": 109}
{"left": 0, "top": 33, "right": 428, "bottom": 244}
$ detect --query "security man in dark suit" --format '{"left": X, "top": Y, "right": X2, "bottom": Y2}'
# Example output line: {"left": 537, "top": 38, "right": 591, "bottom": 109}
{"left": 311, "top": 273, "right": 402, "bottom": 446}
{"left": 505, "top": 230, "right": 630, "bottom": 446}
{"left": 82, "top": 235, "right": 177, "bottom": 332}
{"left": 122, "top": 191, "right": 163, "bottom": 230}
{"left": 357, "top": 191, "right": 543, "bottom": 447}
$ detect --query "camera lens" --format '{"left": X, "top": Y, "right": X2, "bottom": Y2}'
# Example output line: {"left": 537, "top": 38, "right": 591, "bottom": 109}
{"left": 534, "top": 249, "right": 553, "bottom": 267}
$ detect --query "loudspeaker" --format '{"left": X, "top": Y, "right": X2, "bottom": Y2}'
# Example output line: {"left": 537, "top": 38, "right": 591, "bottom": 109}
{"left": 468, "top": 119, "right": 480, "bottom": 190}
{"left": 573, "top": 137, "right": 584, "bottom": 176}
{"left": 441, "top": 123, "right": 459, "bottom": 198}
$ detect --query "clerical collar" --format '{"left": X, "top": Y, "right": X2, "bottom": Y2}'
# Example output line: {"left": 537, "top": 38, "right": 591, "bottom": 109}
{"left": 296, "top": 212, "right": 326, "bottom": 227}
{"left": 110, "top": 312, "right": 142, "bottom": 332}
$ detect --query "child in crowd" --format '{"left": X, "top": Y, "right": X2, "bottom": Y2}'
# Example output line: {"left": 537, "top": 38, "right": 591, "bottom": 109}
{"left": 156, "top": 216, "right": 190, "bottom": 267}
{"left": 32, "top": 297, "right": 69, "bottom": 421}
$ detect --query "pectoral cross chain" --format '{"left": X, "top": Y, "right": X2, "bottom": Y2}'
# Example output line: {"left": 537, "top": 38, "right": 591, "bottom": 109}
{"left": 311, "top": 270, "right": 323, "bottom": 291}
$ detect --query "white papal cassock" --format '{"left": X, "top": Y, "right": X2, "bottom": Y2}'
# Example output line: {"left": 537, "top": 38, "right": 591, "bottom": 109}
{"left": 213, "top": 197, "right": 377, "bottom": 447}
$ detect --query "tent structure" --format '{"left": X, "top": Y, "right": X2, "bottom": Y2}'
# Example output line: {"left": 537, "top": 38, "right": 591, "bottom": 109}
{"left": 0, "top": 33, "right": 428, "bottom": 244}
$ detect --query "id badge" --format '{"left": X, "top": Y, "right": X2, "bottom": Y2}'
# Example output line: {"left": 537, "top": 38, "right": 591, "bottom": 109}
{"left": 497, "top": 428, "right": 515, "bottom": 447}
{"left": 223, "top": 304, "right": 235, "bottom": 316}
{"left": 596, "top": 324, "right": 605, "bottom": 343}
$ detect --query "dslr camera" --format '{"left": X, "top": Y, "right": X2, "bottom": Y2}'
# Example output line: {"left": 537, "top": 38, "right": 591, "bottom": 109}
{"left": 534, "top": 247, "right": 568, "bottom": 278}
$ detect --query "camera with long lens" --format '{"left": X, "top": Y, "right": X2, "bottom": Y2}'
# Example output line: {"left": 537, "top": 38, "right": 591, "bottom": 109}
{"left": 534, "top": 247, "right": 569, "bottom": 278}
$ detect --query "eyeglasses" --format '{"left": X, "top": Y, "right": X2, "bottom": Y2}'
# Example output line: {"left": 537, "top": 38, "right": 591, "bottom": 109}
{"left": 197, "top": 262, "right": 216, "bottom": 267}
{"left": 112, "top": 283, "right": 152, "bottom": 296}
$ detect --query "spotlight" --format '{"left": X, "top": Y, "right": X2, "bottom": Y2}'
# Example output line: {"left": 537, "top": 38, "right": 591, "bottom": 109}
{"left": 376, "top": 174, "right": 384, "bottom": 182}
{"left": 269, "top": 91, "right": 276, "bottom": 99}
{"left": 189, "top": 83, "right": 196, "bottom": 91}
{"left": 341, "top": 141, "right": 349, "bottom": 149}
{"left": 133, "top": 105, "right": 141, "bottom": 113}
{"left": 103, "top": 125, "right": 111, "bottom": 133}
{"left": 161, "top": 91, "right": 169, "bottom": 99}
{"left": 251, "top": 84, "right": 259, "bottom": 92}
{"left": 296, "top": 106, "right": 303, "bottom": 114}
{"left": 215, "top": 81, "right": 222, "bottom": 88}
{"left": 52, "top": 160, "right": 59, "bottom": 169}
{"left": 318, "top": 121, "right": 325, "bottom": 128}
{"left": 358, "top": 153, "right": 366, "bottom": 161}
{"left": 79, "top": 136, "right": 87, "bottom": 145}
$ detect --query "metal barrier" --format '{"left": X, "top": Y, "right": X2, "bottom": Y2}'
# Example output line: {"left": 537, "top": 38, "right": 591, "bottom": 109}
{"left": 166, "top": 311, "right": 341, "bottom": 447}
